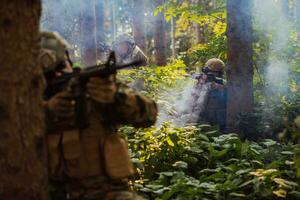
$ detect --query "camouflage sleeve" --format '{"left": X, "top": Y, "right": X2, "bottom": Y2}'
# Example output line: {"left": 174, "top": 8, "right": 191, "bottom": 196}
{"left": 94, "top": 80, "right": 157, "bottom": 128}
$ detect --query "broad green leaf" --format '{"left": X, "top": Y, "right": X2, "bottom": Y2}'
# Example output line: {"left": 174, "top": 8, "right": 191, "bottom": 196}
{"left": 281, "top": 151, "right": 294, "bottom": 155}
{"left": 173, "top": 161, "right": 188, "bottom": 169}
{"left": 166, "top": 136, "right": 175, "bottom": 147}
{"left": 229, "top": 192, "right": 247, "bottom": 197}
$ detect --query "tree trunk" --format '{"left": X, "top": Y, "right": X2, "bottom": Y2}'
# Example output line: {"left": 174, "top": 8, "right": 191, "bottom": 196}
{"left": 95, "top": 0, "right": 106, "bottom": 62}
{"left": 191, "top": 0, "right": 205, "bottom": 44}
{"left": 0, "top": 1, "right": 47, "bottom": 199}
{"left": 132, "top": 0, "right": 147, "bottom": 51}
{"left": 81, "top": 0, "right": 97, "bottom": 66}
{"left": 46, "top": 0, "right": 62, "bottom": 34}
{"left": 226, "top": 0, "right": 254, "bottom": 132}
{"left": 153, "top": 0, "right": 167, "bottom": 66}
{"left": 171, "top": 16, "right": 176, "bottom": 58}
{"left": 111, "top": 0, "right": 117, "bottom": 41}
{"left": 296, "top": 0, "right": 300, "bottom": 25}
{"left": 280, "top": 0, "right": 290, "bottom": 18}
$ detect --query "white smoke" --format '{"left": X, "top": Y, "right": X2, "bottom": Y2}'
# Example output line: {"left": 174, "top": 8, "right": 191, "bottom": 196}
{"left": 253, "top": 0, "right": 291, "bottom": 89}
{"left": 265, "top": 60, "right": 289, "bottom": 87}
{"left": 156, "top": 78, "right": 209, "bottom": 127}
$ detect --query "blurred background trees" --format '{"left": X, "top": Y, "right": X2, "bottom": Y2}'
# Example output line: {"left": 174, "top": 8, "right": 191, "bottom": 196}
{"left": 40, "top": 0, "right": 300, "bottom": 156}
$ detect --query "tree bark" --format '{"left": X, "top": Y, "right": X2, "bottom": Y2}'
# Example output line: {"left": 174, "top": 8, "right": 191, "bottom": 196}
{"left": 0, "top": 1, "right": 47, "bottom": 199}
{"left": 171, "top": 16, "right": 176, "bottom": 58}
{"left": 45, "top": 0, "right": 63, "bottom": 34}
{"left": 132, "top": 0, "right": 147, "bottom": 51}
{"left": 191, "top": 0, "right": 205, "bottom": 44}
{"left": 296, "top": 0, "right": 300, "bottom": 25}
{"left": 226, "top": 0, "right": 254, "bottom": 132}
{"left": 81, "top": 0, "right": 98, "bottom": 66}
{"left": 95, "top": 0, "right": 106, "bottom": 62}
{"left": 153, "top": 0, "right": 167, "bottom": 66}
{"left": 280, "top": 0, "right": 290, "bottom": 18}
{"left": 111, "top": 0, "right": 117, "bottom": 41}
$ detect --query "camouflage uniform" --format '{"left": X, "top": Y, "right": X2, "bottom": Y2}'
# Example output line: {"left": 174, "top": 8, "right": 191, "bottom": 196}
{"left": 112, "top": 34, "right": 148, "bottom": 68}
{"left": 41, "top": 32, "right": 157, "bottom": 200}
{"left": 193, "top": 59, "right": 227, "bottom": 131}
{"left": 47, "top": 83, "right": 157, "bottom": 200}
{"left": 197, "top": 81, "right": 227, "bottom": 131}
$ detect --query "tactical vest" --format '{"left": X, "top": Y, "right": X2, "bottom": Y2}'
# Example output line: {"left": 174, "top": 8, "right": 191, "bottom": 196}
{"left": 47, "top": 100, "right": 134, "bottom": 180}
{"left": 200, "top": 86, "right": 227, "bottom": 131}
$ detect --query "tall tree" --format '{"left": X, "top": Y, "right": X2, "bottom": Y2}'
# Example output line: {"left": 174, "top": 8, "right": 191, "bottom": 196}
{"left": 81, "top": 0, "right": 97, "bottom": 66}
{"left": 171, "top": 16, "right": 177, "bottom": 58}
{"left": 280, "top": 0, "right": 290, "bottom": 18}
{"left": 0, "top": 1, "right": 47, "bottom": 199}
{"left": 111, "top": 0, "right": 117, "bottom": 40}
{"left": 153, "top": 0, "right": 167, "bottom": 66}
{"left": 44, "top": 0, "right": 63, "bottom": 33}
{"left": 191, "top": 0, "right": 205, "bottom": 44}
{"left": 226, "top": 0, "right": 254, "bottom": 132}
{"left": 295, "top": 0, "right": 300, "bottom": 25}
{"left": 95, "top": 0, "right": 106, "bottom": 62}
{"left": 132, "top": 0, "right": 147, "bottom": 51}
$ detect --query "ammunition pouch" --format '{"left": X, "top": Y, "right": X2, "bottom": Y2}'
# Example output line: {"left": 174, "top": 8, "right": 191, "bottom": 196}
{"left": 103, "top": 133, "right": 134, "bottom": 180}
{"left": 62, "top": 128, "right": 135, "bottom": 180}
{"left": 62, "top": 130, "right": 83, "bottom": 178}
{"left": 47, "top": 133, "right": 64, "bottom": 178}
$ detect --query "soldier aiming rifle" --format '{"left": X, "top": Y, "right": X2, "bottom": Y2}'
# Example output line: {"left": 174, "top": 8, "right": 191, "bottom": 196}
{"left": 40, "top": 32, "right": 157, "bottom": 200}
{"left": 190, "top": 58, "right": 227, "bottom": 132}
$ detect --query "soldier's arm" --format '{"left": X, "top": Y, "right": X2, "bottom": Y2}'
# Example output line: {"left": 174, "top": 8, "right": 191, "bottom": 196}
{"left": 43, "top": 91, "right": 75, "bottom": 133}
{"left": 94, "top": 81, "right": 157, "bottom": 128}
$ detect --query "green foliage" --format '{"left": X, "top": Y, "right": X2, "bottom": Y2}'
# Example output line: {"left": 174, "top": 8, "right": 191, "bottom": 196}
{"left": 42, "top": 0, "right": 300, "bottom": 198}
{"left": 117, "top": 41, "right": 300, "bottom": 196}
{"left": 120, "top": 124, "right": 300, "bottom": 200}
{"left": 155, "top": 0, "right": 227, "bottom": 67}
{"left": 118, "top": 60, "right": 187, "bottom": 99}
{"left": 235, "top": 1, "right": 300, "bottom": 143}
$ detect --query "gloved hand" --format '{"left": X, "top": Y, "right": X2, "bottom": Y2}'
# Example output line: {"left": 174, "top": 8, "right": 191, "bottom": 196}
{"left": 45, "top": 91, "right": 75, "bottom": 118}
{"left": 210, "top": 82, "right": 225, "bottom": 90}
{"left": 87, "top": 76, "right": 117, "bottom": 104}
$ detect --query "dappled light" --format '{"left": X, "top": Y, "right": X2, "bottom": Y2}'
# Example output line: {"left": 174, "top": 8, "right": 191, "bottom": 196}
{"left": 0, "top": 0, "right": 299, "bottom": 199}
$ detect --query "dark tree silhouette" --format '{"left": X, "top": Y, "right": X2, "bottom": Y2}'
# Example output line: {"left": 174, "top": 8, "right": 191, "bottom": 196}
{"left": 95, "top": 0, "right": 106, "bottom": 61}
{"left": 0, "top": 1, "right": 47, "bottom": 199}
{"left": 192, "top": 0, "right": 206, "bottom": 44}
{"left": 280, "top": 0, "right": 290, "bottom": 18}
{"left": 226, "top": 0, "right": 254, "bottom": 132}
{"left": 295, "top": 0, "right": 300, "bottom": 25}
{"left": 81, "top": 0, "right": 97, "bottom": 66}
{"left": 153, "top": 0, "right": 167, "bottom": 66}
{"left": 132, "top": 0, "right": 147, "bottom": 51}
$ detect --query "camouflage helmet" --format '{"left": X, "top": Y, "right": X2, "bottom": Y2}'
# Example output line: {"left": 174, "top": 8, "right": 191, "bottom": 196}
{"left": 112, "top": 34, "right": 135, "bottom": 48}
{"left": 39, "top": 31, "right": 71, "bottom": 69}
{"left": 204, "top": 58, "right": 225, "bottom": 72}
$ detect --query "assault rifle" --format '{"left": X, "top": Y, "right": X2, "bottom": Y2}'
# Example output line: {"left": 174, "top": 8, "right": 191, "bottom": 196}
{"left": 192, "top": 72, "right": 224, "bottom": 85}
{"left": 44, "top": 52, "right": 142, "bottom": 130}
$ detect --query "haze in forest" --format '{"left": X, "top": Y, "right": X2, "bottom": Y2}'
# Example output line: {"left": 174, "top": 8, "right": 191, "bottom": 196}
{"left": 40, "top": 0, "right": 297, "bottom": 126}
{"left": 254, "top": 0, "right": 291, "bottom": 93}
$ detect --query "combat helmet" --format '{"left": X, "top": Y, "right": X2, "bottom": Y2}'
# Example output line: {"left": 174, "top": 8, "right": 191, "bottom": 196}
{"left": 39, "top": 31, "right": 71, "bottom": 70}
{"left": 204, "top": 58, "right": 225, "bottom": 72}
{"left": 112, "top": 34, "right": 135, "bottom": 49}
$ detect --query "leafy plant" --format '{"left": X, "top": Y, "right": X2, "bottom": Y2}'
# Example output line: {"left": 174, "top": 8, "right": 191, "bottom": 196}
{"left": 120, "top": 123, "right": 300, "bottom": 200}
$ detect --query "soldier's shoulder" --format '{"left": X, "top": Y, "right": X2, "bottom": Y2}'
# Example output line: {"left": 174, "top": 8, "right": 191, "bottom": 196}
{"left": 116, "top": 79, "right": 134, "bottom": 93}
